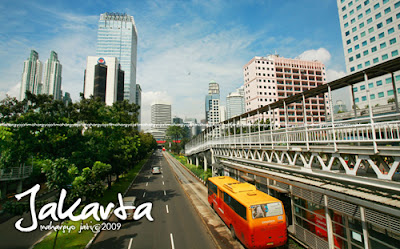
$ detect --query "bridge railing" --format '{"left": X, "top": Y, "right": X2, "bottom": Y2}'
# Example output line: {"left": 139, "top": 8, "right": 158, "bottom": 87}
{"left": 0, "top": 165, "right": 32, "bottom": 181}
{"left": 185, "top": 115, "right": 400, "bottom": 155}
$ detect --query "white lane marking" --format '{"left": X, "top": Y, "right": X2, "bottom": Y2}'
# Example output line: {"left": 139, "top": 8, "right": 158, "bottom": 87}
{"left": 164, "top": 190, "right": 166, "bottom": 196}
{"left": 162, "top": 181, "right": 165, "bottom": 185}
{"left": 128, "top": 238, "right": 133, "bottom": 249}
{"left": 143, "top": 192, "right": 146, "bottom": 198}
{"left": 166, "top": 205, "right": 169, "bottom": 214}
{"left": 170, "top": 233, "right": 175, "bottom": 249}
{"left": 146, "top": 182, "right": 148, "bottom": 187}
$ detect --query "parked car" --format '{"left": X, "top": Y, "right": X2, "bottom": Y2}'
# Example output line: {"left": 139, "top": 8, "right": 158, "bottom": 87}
{"left": 152, "top": 167, "right": 161, "bottom": 174}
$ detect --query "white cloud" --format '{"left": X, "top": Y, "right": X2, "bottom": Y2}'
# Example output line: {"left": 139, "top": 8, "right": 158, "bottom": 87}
{"left": 326, "top": 69, "right": 347, "bottom": 82}
{"left": 297, "top": 47, "right": 332, "bottom": 64}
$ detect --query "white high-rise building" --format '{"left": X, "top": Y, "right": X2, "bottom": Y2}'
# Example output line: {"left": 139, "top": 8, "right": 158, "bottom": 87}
{"left": 83, "top": 56, "right": 124, "bottom": 106}
{"left": 205, "top": 81, "right": 221, "bottom": 124}
{"left": 336, "top": 0, "right": 400, "bottom": 107}
{"left": 150, "top": 103, "right": 171, "bottom": 141}
{"left": 43, "top": 51, "right": 62, "bottom": 100}
{"left": 20, "top": 50, "right": 43, "bottom": 101}
{"left": 226, "top": 86, "right": 245, "bottom": 119}
{"left": 243, "top": 55, "right": 329, "bottom": 127}
{"left": 96, "top": 12, "right": 138, "bottom": 103}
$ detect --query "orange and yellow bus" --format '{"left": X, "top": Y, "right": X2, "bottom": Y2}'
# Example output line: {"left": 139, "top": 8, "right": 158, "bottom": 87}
{"left": 207, "top": 176, "right": 287, "bottom": 249}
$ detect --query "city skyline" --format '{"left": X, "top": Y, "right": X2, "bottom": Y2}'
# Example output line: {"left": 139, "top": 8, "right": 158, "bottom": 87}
{"left": 2, "top": 0, "right": 349, "bottom": 124}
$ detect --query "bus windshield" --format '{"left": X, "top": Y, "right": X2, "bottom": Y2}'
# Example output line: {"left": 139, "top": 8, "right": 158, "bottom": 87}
{"left": 251, "top": 202, "right": 283, "bottom": 219}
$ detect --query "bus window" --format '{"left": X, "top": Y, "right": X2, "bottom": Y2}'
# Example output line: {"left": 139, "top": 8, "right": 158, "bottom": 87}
{"left": 208, "top": 181, "right": 218, "bottom": 195}
{"left": 251, "top": 202, "right": 283, "bottom": 219}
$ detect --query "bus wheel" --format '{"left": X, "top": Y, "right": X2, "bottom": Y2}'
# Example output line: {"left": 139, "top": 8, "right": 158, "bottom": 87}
{"left": 230, "top": 225, "right": 236, "bottom": 240}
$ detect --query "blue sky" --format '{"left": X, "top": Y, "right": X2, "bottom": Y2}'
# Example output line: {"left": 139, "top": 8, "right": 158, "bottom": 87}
{"left": 0, "top": 0, "right": 350, "bottom": 124}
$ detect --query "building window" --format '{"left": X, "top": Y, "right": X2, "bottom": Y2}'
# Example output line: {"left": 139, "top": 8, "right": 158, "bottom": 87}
{"left": 344, "top": 22, "right": 349, "bottom": 28}
{"left": 368, "top": 26, "right": 374, "bottom": 33}
{"left": 352, "top": 26, "right": 357, "bottom": 32}
{"left": 367, "top": 17, "right": 373, "bottom": 23}
{"left": 392, "top": 50, "right": 399, "bottom": 56}
{"left": 373, "top": 57, "right": 379, "bottom": 63}
{"left": 380, "top": 42, "right": 387, "bottom": 48}
{"left": 396, "top": 1, "right": 400, "bottom": 8}
{"left": 348, "top": 48, "right": 353, "bottom": 53}
{"left": 397, "top": 12, "right": 400, "bottom": 19}
{"left": 388, "top": 27, "right": 395, "bottom": 34}
{"left": 378, "top": 92, "right": 385, "bottom": 98}
{"left": 356, "top": 53, "right": 361, "bottom": 59}
{"left": 375, "top": 13, "right": 382, "bottom": 19}
{"left": 388, "top": 90, "right": 394, "bottom": 96}
{"left": 361, "top": 31, "right": 366, "bottom": 37}
{"left": 371, "top": 46, "right": 377, "bottom": 52}
{"left": 342, "top": 6, "right": 347, "bottom": 11}
{"left": 350, "top": 10, "right": 355, "bottom": 15}
{"left": 378, "top": 32, "right": 385, "bottom": 38}
{"left": 374, "top": 3, "right": 380, "bottom": 9}
{"left": 355, "top": 44, "right": 360, "bottom": 50}
{"left": 362, "top": 96, "right": 367, "bottom": 101}
{"left": 363, "top": 50, "right": 369, "bottom": 56}
{"left": 365, "top": 61, "right": 371, "bottom": 67}
{"left": 384, "top": 7, "right": 391, "bottom": 14}
{"left": 364, "top": 0, "right": 370, "bottom": 6}
{"left": 343, "top": 14, "right": 348, "bottom": 20}
{"left": 362, "top": 40, "right": 367, "bottom": 46}
{"left": 357, "top": 64, "right": 362, "bottom": 69}
{"left": 360, "top": 85, "right": 366, "bottom": 90}
{"left": 349, "top": 57, "right": 354, "bottom": 62}
{"left": 386, "top": 77, "right": 392, "bottom": 84}
{"left": 377, "top": 80, "right": 383, "bottom": 86}
{"left": 351, "top": 18, "right": 356, "bottom": 24}
{"left": 386, "top": 17, "right": 393, "bottom": 24}
{"left": 370, "top": 36, "right": 376, "bottom": 42}
{"left": 370, "top": 94, "right": 375, "bottom": 99}
{"left": 382, "top": 54, "right": 389, "bottom": 60}
{"left": 346, "top": 30, "right": 350, "bottom": 36}
{"left": 355, "top": 98, "right": 359, "bottom": 103}
{"left": 360, "top": 22, "right": 365, "bottom": 28}
{"left": 353, "top": 87, "right": 358, "bottom": 92}
{"left": 368, "top": 82, "right": 373, "bottom": 88}
{"left": 354, "top": 35, "right": 358, "bottom": 41}
{"left": 350, "top": 67, "right": 355, "bottom": 72}
{"left": 357, "top": 4, "right": 362, "bottom": 10}
{"left": 390, "top": 38, "right": 397, "bottom": 45}
{"left": 347, "top": 39, "right": 351, "bottom": 44}
{"left": 358, "top": 13, "right": 363, "bottom": 19}
{"left": 366, "top": 8, "right": 371, "bottom": 14}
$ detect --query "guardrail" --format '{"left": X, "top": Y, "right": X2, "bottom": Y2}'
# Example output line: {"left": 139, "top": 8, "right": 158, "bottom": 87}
{"left": 0, "top": 165, "right": 32, "bottom": 181}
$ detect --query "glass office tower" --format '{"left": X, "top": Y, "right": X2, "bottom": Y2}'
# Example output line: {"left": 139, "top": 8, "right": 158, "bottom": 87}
{"left": 96, "top": 12, "right": 138, "bottom": 103}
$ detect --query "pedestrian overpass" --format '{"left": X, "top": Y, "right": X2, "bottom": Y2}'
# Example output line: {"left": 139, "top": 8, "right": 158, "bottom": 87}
{"left": 185, "top": 57, "right": 400, "bottom": 249}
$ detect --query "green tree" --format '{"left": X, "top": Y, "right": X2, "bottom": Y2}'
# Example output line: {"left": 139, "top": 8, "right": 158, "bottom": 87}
{"left": 388, "top": 98, "right": 395, "bottom": 104}
{"left": 42, "top": 158, "right": 77, "bottom": 191}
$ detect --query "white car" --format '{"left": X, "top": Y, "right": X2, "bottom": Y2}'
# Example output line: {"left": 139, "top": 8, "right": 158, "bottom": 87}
{"left": 152, "top": 167, "right": 161, "bottom": 174}
{"left": 122, "top": 196, "right": 136, "bottom": 220}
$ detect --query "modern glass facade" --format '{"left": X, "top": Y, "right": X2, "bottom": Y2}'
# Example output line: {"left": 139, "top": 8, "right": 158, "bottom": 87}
{"left": 337, "top": 0, "right": 400, "bottom": 107}
{"left": 96, "top": 12, "right": 138, "bottom": 103}
{"left": 20, "top": 50, "right": 43, "bottom": 101}
{"left": 226, "top": 86, "right": 245, "bottom": 119}
{"left": 43, "top": 51, "right": 62, "bottom": 100}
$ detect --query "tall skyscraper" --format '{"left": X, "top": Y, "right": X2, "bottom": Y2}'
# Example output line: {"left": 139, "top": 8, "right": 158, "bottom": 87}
{"left": 83, "top": 56, "right": 124, "bottom": 106}
{"left": 20, "top": 50, "right": 43, "bottom": 101}
{"left": 226, "top": 86, "right": 245, "bottom": 119}
{"left": 336, "top": 0, "right": 400, "bottom": 107}
{"left": 150, "top": 103, "right": 171, "bottom": 141}
{"left": 96, "top": 12, "right": 138, "bottom": 103}
{"left": 43, "top": 51, "right": 62, "bottom": 100}
{"left": 243, "top": 55, "right": 329, "bottom": 127}
{"left": 205, "top": 80, "right": 221, "bottom": 124}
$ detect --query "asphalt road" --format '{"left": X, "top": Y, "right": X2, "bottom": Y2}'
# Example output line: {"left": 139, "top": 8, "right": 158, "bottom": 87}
{"left": 91, "top": 150, "right": 217, "bottom": 249}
